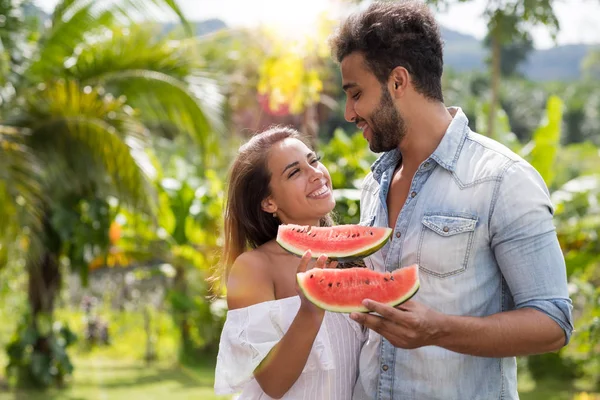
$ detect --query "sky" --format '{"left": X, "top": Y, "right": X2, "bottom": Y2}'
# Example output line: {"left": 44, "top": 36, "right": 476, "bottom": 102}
{"left": 34, "top": 0, "right": 600, "bottom": 50}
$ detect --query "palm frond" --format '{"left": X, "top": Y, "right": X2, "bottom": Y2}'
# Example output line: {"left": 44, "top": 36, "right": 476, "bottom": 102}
{"left": 30, "top": 2, "right": 114, "bottom": 79}
{"left": 19, "top": 80, "right": 154, "bottom": 214}
{"left": 99, "top": 70, "right": 221, "bottom": 163}
{"left": 0, "top": 124, "right": 44, "bottom": 270}
{"left": 50, "top": 0, "right": 94, "bottom": 27}
{"left": 116, "top": 0, "right": 192, "bottom": 35}
{"left": 67, "top": 25, "right": 224, "bottom": 133}
{"left": 37, "top": 26, "right": 223, "bottom": 163}
{"left": 32, "top": 0, "right": 191, "bottom": 80}
{"left": 66, "top": 26, "right": 194, "bottom": 82}
{"left": 31, "top": 117, "right": 153, "bottom": 214}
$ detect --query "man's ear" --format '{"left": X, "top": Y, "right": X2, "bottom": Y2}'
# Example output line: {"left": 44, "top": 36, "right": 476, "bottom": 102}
{"left": 261, "top": 196, "right": 277, "bottom": 214}
{"left": 389, "top": 66, "right": 410, "bottom": 97}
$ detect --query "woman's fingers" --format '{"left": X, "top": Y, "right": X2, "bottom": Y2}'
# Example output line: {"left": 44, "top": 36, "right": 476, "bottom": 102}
{"left": 296, "top": 250, "right": 312, "bottom": 273}
{"left": 314, "top": 254, "right": 328, "bottom": 268}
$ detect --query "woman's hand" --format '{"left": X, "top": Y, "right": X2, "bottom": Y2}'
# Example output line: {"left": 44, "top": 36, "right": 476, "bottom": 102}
{"left": 295, "top": 250, "right": 338, "bottom": 317}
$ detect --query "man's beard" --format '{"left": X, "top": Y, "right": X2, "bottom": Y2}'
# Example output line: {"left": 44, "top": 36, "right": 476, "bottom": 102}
{"left": 364, "top": 88, "right": 405, "bottom": 153}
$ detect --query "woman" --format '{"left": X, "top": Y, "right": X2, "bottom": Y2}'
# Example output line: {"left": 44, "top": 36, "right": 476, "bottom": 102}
{"left": 213, "top": 126, "right": 364, "bottom": 399}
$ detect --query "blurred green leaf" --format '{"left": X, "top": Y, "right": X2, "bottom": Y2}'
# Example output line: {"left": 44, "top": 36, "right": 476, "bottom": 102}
{"left": 525, "top": 95, "right": 563, "bottom": 188}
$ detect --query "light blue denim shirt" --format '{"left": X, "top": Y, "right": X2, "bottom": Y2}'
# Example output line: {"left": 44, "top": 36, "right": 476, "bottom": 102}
{"left": 352, "top": 107, "right": 573, "bottom": 400}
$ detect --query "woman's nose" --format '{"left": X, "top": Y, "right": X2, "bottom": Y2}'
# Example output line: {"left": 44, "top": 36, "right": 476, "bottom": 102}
{"left": 310, "top": 166, "right": 324, "bottom": 180}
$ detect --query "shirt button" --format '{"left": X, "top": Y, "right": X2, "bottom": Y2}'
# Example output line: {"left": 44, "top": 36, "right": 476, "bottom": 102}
{"left": 382, "top": 364, "right": 389, "bottom": 371}
{"left": 395, "top": 232, "right": 401, "bottom": 238}
{"left": 443, "top": 226, "right": 449, "bottom": 233}
{"left": 411, "top": 191, "right": 417, "bottom": 198}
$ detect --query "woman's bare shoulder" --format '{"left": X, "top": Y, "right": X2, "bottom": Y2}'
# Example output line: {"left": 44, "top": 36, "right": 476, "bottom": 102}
{"left": 226, "top": 248, "right": 275, "bottom": 310}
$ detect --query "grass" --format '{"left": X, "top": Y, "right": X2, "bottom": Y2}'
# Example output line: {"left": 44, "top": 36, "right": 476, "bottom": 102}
{"left": 516, "top": 367, "right": 599, "bottom": 400}
{"left": 0, "top": 307, "right": 232, "bottom": 400}
{"left": 1, "top": 354, "right": 597, "bottom": 400}
{"left": 0, "top": 356, "right": 231, "bottom": 400}
{"left": 0, "top": 307, "right": 598, "bottom": 400}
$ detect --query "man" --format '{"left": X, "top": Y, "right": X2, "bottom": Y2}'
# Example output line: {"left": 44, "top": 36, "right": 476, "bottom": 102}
{"left": 328, "top": 2, "right": 574, "bottom": 399}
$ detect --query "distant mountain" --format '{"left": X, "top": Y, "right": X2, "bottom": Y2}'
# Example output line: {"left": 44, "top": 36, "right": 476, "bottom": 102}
{"left": 23, "top": 2, "right": 49, "bottom": 21}
{"left": 521, "top": 44, "right": 594, "bottom": 81}
{"left": 438, "top": 26, "right": 596, "bottom": 81}
{"left": 162, "top": 18, "right": 228, "bottom": 36}
{"left": 439, "top": 27, "right": 486, "bottom": 72}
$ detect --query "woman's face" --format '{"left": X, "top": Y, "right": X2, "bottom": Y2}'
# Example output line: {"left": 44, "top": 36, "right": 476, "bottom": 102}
{"left": 262, "top": 138, "right": 335, "bottom": 226}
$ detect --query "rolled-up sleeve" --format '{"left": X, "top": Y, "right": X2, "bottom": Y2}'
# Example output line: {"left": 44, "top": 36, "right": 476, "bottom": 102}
{"left": 489, "top": 160, "right": 574, "bottom": 344}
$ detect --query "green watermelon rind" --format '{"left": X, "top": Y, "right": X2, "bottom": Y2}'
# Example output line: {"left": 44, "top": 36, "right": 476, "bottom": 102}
{"left": 277, "top": 226, "right": 393, "bottom": 261}
{"left": 296, "top": 267, "right": 420, "bottom": 314}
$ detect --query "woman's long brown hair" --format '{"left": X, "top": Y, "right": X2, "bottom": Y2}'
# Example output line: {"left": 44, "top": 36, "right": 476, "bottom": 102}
{"left": 211, "top": 126, "right": 333, "bottom": 293}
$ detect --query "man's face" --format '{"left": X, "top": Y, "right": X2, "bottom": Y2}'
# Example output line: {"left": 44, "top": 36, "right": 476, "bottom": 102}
{"left": 341, "top": 52, "right": 405, "bottom": 153}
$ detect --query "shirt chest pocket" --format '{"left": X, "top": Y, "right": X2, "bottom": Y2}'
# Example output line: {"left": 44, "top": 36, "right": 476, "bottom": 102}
{"left": 417, "top": 213, "right": 478, "bottom": 278}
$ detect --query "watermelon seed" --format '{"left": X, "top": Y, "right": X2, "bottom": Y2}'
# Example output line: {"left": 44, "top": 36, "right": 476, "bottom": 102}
{"left": 365, "top": 279, "right": 370, "bottom": 284}
{"left": 328, "top": 283, "right": 332, "bottom": 287}
{"left": 384, "top": 277, "right": 388, "bottom": 282}
{"left": 320, "top": 278, "right": 325, "bottom": 283}
{"left": 336, "top": 282, "right": 341, "bottom": 287}
{"left": 310, "top": 274, "right": 314, "bottom": 278}
{"left": 352, "top": 234, "right": 356, "bottom": 238}
{"left": 390, "top": 276, "right": 394, "bottom": 281}
{"left": 370, "top": 232, "right": 373, "bottom": 235}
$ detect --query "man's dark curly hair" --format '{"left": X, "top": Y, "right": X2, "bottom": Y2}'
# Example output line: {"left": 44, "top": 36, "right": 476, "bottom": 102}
{"left": 329, "top": 1, "right": 444, "bottom": 102}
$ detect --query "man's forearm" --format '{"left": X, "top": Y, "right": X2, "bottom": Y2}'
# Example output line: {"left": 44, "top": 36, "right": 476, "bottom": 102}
{"left": 433, "top": 307, "right": 566, "bottom": 357}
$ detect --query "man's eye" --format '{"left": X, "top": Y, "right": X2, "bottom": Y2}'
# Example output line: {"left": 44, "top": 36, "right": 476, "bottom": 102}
{"left": 352, "top": 92, "right": 361, "bottom": 100}
{"left": 311, "top": 156, "right": 322, "bottom": 164}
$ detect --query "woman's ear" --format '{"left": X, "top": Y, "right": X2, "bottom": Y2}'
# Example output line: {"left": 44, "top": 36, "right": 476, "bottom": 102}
{"left": 261, "top": 196, "right": 277, "bottom": 214}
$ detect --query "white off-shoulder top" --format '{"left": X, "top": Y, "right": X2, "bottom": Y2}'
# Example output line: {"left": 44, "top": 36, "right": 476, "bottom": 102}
{"left": 214, "top": 295, "right": 365, "bottom": 399}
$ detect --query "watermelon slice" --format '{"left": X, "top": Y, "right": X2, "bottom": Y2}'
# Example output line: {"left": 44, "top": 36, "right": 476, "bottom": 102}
{"left": 276, "top": 224, "right": 392, "bottom": 261}
{"left": 297, "top": 265, "right": 420, "bottom": 313}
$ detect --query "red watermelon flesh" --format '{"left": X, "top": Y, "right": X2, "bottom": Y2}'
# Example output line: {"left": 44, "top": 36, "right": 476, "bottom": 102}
{"left": 277, "top": 224, "right": 392, "bottom": 261}
{"left": 297, "top": 265, "right": 420, "bottom": 313}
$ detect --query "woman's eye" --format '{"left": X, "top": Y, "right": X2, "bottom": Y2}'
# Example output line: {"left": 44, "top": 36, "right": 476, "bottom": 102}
{"left": 288, "top": 169, "right": 299, "bottom": 178}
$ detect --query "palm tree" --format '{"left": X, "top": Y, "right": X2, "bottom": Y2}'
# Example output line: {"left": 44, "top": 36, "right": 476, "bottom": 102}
{"left": 0, "top": 0, "right": 222, "bottom": 387}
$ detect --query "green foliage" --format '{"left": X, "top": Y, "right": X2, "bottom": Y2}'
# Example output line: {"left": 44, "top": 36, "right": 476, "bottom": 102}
{"left": 51, "top": 196, "right": 114, "bottom": 286}
{"left": 475, "top": 101, "right": 521, "bottom": 150}
{"left": 319, "top": 128, "right": 377, "bottom": 224}
{"left": 5, "top": 313, "right": 77, "bottom": 388}
{"left": 0, "top": 125, "right": 43, "bottom": 271}
{"left": 320, "top": 128, "right": 377, "bottom": 189}
{"left": 524, "top": 95, "right": 563, "bottom": 188}
{"left": 581, "top": 49, "right": 600, "bottom": 80}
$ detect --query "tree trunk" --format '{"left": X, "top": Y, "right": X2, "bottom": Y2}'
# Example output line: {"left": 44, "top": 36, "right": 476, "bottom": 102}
{"left": 173, "top": 265, "right": 191, "bottom": 355}
{"left": 23, "top": 209, "right": 63, "bottom": 386}
{"left": 27, "top": 251, "right": 61, "bottom": 318}
{"left": 28, "top": 209, "right": 62, "bottom": 316}
{"left": 143, "top": 306, "right": 156, "bottom": 364}
{"left": 488, "top": 35, "right": 501, "bottom": 139}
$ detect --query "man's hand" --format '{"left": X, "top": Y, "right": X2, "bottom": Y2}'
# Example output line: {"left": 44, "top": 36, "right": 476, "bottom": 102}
{"left": 351, "top": 298, "right": 567, "bottom": 357}
{"left": 350, "top": 299, "right": 445, "bottom": 349}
